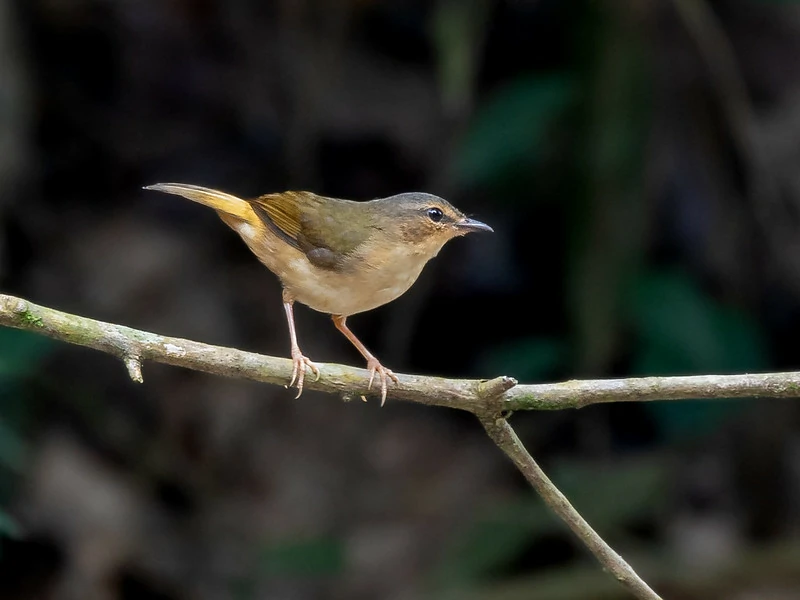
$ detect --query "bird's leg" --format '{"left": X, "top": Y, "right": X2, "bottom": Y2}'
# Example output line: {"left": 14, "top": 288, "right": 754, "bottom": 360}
{"left": 331, "top": 315, "right": 398, "bottom": 406}
{"left": 283, "top": 291, "right": 320, "bottom": 397}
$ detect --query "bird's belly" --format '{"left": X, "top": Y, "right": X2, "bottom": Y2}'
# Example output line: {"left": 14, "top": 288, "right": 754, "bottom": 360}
{"left": 231, "top": 220, "right": 425, "bottom": 315}
{"left": 280, "top": 258, "right": 420, "bottom": 316}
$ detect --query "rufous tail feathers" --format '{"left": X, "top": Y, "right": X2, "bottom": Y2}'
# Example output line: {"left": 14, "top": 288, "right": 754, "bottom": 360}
{"left": 144, "top": 183, "right": 256, "bottom": 223}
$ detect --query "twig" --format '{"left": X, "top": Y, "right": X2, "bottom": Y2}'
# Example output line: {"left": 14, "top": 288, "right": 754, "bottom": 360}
{"left": 504, "top": 371, "right": 800, "bottom": 411}
{"left": 480, "top": 416, "right": 662, "bottom": 600}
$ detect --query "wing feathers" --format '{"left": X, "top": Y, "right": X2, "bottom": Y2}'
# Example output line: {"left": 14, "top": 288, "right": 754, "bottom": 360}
{"left": 249, "top": 192, "right": 312, "bottom": 248}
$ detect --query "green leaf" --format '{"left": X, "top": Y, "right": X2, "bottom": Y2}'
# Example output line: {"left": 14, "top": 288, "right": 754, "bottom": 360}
{"left": 259, "top": 536, "right": 344, "bottom": 578}
{"left": 434, "top": 498, "right": 552, "bottom": 587}
{"left": 0, "top": 328, "right": 54, "bottom": 379}
{"left": 0, "top": 507, "right": 20, "bottom": 538}
{"left": 0, "top": 330, "right": 49, "bottom": 471}
{"left": 628, "top": 269, "right": 768, "bottom": 437}
{"left": 629, "top": 270, "right": 768, "bottom": 374}
{"left": 549, "top": 456, "right": 668, "bottom": 525}
{"left": 479, "top": 338, "right": 566, "bottom": 382}
{"left": 454, "top": 75, "right": 576, "bottom": 187}
{"left": 0, "top": 418, "right": 27, "bottom": 473}
{"left": 434, "top": 455, "right": 668, "bottom": 587}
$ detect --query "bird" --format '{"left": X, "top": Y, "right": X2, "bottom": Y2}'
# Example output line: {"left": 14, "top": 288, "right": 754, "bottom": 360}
{"left": 144, "top": 183, "right": 492, "bottom": 404}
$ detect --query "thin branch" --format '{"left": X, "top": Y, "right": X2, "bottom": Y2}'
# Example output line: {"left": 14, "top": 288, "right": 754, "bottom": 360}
{"left": 480, "top": 416, "right": 662, "bottom": 600}
{"left": 2, "top": 294, "right": 799, "bottom": 413}
{"left": 0, "top": 294, "right": 513, "bottom": 412}
{"left": 504, "top": 371, "right": 800, "bottom": 411}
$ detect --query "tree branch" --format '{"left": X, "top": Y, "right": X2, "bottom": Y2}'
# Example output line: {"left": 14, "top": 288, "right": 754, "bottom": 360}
{"left": 3, "top": 294, "right": 799, "bottom": 413}
{"left": 9, "top": 291, "right": 800, "bottom": 599}
{"left": 480, "top": 416, "right": 662, "bottom": 600}
{"left": 504, "top": 371, "right": 800, "bottom": 411}
{"left": 0, "top": 293, "right": 514, "bottom": 412}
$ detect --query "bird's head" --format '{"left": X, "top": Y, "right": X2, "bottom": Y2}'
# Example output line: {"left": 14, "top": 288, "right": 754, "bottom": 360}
{"left": 372, "top": 192, "right": 493, "bottom": 259}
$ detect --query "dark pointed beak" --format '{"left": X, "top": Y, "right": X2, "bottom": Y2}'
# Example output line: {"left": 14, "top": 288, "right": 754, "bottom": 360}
{"left": 455, "top": 217, "right": 493, "bottom": 233}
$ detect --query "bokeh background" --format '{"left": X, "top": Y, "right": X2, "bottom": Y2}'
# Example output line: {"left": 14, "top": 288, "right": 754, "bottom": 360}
{"left": 3, "top": 0, "right": 800, "bottom": 598}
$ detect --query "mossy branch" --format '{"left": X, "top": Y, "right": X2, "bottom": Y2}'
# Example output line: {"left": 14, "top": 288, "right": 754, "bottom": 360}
{"left": 12, "top": 292, "right": 800, "bottom": 599}
{"left": 3, "top": 295, "right": 797, "bottom": 414}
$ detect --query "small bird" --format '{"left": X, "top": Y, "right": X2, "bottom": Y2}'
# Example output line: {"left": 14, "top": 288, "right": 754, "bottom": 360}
{"left": 144, "top": 183, "right": 492, "bottom": 404}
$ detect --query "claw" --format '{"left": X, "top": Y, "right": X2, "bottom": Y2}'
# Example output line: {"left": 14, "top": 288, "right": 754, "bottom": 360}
{"left": 366, "top": 358, "right": 399, "bottom": 406}
{"left": 289, "top": 351, "right": 320, "bottom": 398}
{"left": 367, "top": 369, "right": 376, "bottom": 390}
{"left": 288, "top": 360, "right": 299, "bottom": 389}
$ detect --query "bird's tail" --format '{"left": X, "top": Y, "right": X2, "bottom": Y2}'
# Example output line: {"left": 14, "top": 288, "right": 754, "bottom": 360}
{"left": 143, "top": 183, "right": 254, "bottom": 222}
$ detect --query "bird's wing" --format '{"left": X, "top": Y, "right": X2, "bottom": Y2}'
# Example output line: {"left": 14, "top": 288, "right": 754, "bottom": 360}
{"left": 249, "top": 192, "right": 372, "bottom": 270}
{"left": 249, "top": 191, "right": 310, "bottom": 252}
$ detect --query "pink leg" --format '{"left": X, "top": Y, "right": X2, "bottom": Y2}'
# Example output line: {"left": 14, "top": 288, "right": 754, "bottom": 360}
{"left": 283, "top": 291, "right": 319, "bottom": 397}
{"left": 332, "top": 315, "right": 398, "bottom": 406}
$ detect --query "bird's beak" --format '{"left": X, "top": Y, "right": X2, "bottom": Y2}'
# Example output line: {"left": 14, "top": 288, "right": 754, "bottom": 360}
{"left": 455, "top": 217, "right": 493, "bottom": 233}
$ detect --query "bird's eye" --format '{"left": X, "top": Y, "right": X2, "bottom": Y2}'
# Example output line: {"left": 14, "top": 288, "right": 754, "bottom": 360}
{"left": 427, "top": 207, "right": 443, "bottom": 223}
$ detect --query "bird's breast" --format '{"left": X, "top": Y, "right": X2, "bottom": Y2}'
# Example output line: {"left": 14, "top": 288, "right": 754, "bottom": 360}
{"left": 280, "top": 255, "right": 426, "bottom": 315}
{"left": 232, "top": 218, "right": 434, "bottom": 315}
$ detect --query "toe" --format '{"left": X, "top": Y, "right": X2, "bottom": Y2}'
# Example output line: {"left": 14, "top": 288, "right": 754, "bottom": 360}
{"left": 289, "top": 353, "right": 317, "bottom": 398}
{"left": 294, "top": 367, "right": 305, "bottom": 399}
{"left": 289, "top": 361, "right": 299, "bottom": 388}
{"left": 307, "top": 359, "right": 321, "bottom": 381}
{"left": 380, "top": 377, "right": 388, "bottom": 407}
{"left": 364, "top": 360, "right": 396, "bottom": 405}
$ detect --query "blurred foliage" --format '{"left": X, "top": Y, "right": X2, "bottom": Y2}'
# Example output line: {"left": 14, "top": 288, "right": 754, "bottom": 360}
{"left": 479, "top": 338, "right": 567, "bottom": 382}
{"left": 0, "top": 417, "right": 26, "bottom": 476}
{"left": 629, "top": 269, "right": 768, "bottom": 376}
{"left": 434, "top": 455, "right": 667, "bottom": 588}
{"left": 234, "top": 537, "right": 344, "bottom": 599}
{"left": 628, "top": 269, "right": 768, "bottom": 438}
{"left": 259, "top": 537, "right": 344, "bottom": 578}
{"left": 0, "top": 510, "right": 20, "bottom": 539}
{"left": 567, "top": 3, "right": 651, "bottom": 376}
{"left": 431, "top": 0, "right": 491, "bottom": 117}
{"left": 3, "top": 0, "right": 800, "bottom": 597}
{"left": 453, "top": 74, "right": 576, "bottom": 189}
{"left": 0, "top": 330, "right": 54, "bottom": 544}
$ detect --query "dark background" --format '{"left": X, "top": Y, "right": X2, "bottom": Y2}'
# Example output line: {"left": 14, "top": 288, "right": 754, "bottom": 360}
{"left": 3, "top": 0, "right": 800, "bottom": 598}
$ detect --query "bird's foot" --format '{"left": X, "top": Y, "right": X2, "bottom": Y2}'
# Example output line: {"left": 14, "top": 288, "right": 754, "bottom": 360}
{"left": 366, "top": 358, "right": 399, "bottom": 407}
{"left": 288, "top": 350, "right": 320, "bottom": 398}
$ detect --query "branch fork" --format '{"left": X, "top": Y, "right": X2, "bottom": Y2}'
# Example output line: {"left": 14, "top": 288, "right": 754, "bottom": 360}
{"left": 17, "top": 292, "right": 800, "bottom": 599}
